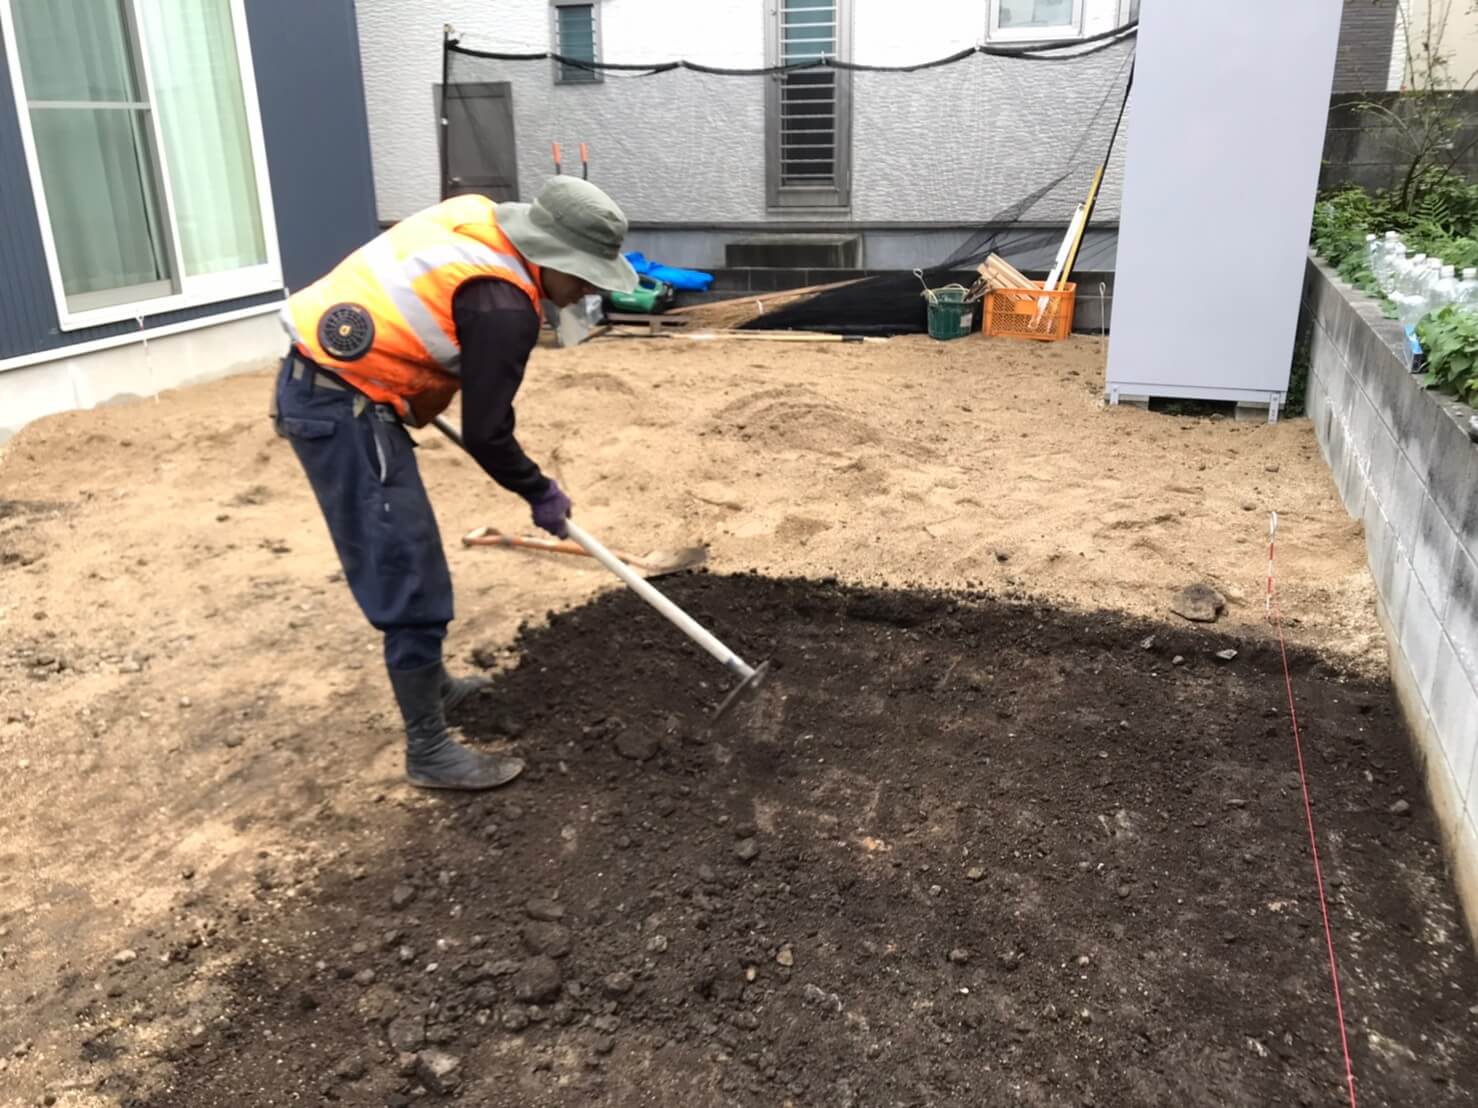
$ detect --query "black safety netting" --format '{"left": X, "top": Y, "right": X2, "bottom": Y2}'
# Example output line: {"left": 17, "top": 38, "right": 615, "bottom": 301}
{"left": 445, "top": 24, "right": 1135, "bottom": 334}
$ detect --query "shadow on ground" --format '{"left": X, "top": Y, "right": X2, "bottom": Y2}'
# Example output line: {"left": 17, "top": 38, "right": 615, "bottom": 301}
{"left": 79, "top": 576, "right": 1478, "bottom": 1107}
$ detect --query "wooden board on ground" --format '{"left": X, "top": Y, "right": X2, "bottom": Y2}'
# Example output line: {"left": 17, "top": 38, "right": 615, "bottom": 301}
{"left": 678, "top": 330, "right": 887, "bottom": 344}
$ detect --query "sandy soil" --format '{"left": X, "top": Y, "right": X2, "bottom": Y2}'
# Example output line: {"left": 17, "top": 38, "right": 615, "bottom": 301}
{"left": 0, "top": 334, "right": 1381, "bottom": 1104}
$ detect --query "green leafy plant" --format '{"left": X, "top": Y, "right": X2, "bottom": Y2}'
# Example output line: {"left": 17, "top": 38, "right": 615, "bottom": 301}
{"left": 1417, "top": 305, "right": 1478, "bottom": 405}
{"left": 1310, "top": 168, "right": 1478, "bottom": 408}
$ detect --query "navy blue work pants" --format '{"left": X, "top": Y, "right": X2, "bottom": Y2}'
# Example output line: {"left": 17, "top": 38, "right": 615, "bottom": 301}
{"left": 272, "top": 351, "right": 451, "bottom": 671}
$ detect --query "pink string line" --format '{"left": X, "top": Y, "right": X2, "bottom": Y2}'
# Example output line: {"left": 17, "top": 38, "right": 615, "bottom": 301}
{"left": 1267, "top": 512, "right": 1358, "bottom": 1108}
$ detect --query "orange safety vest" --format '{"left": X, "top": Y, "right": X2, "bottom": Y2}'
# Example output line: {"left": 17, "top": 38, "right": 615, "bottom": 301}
{"left": 280, "top": 195, "right": 542, "bottom": 426}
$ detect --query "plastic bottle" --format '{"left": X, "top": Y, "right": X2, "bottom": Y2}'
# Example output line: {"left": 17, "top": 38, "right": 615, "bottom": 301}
{"left": 1380, "top": 244, "right": 1408, "bottom": 295}
{"left": 1459, "top": 267, "right": 1478, "bottom": 308}
{"left": 1431, "top": 265, "right": 1461, "bottom": 312}
{"left": 1401, "top": 253, "right": 1428, "bottom": 295}
{"left": 1364, "top": 233, "right": 1380, "bottom": 274}
{"left": 1426, "top": 260, "right": 1447, "bottom": 308}
{"left": 1372, "top": 233, "right": 1397, "bottom": 287}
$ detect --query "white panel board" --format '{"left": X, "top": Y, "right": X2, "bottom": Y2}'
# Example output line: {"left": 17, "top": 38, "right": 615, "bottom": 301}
{"left": 1105, "top": 1, "right": 1343, "bottom": 406}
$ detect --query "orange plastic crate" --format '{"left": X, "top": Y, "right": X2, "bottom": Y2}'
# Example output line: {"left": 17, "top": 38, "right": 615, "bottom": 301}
{"left": 983, "top": 281, "right": 1076, "bottom": 342}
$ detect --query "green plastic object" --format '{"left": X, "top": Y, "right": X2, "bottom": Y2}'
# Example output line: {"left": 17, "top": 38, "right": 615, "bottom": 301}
{"left": 924, "top": 285, "right": 973, "bottom": 341}
{"left": 606, "top": 275, "right": 673, "bottom": 314}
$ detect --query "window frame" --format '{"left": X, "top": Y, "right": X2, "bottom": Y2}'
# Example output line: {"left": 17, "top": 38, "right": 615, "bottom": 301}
{"left": 987, "top": 0, "right": 1086, "bottom": 43}
{"left": 0, "top": 0, "right": 282, "bottom": 332}
{"left": 765, "top": 0, "right": 853, "bottom": 211}
{"left": 550, "top": 0, "right": 602, "bottom": 85}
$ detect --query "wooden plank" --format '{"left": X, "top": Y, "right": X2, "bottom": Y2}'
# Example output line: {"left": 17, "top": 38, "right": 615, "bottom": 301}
{"left": 665, "top": 280, "right": 859, "bottom": 316}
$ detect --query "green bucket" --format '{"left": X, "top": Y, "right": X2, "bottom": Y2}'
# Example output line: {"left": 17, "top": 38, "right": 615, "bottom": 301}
{"left": 922, "top": 284, "right": 973, "bottom": 341}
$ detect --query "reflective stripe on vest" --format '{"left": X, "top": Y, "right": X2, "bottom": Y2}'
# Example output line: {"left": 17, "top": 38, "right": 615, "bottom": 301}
{"left": 402, "top": 242, "right": 532, "bottom": 286}
{"left": 362, "top": 237, "right": 464, "bottom": 374}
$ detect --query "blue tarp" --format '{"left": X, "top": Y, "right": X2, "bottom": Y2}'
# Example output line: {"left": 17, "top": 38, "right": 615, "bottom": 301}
{"left": 625, "top": 252, "right": 714, "bottom": 292}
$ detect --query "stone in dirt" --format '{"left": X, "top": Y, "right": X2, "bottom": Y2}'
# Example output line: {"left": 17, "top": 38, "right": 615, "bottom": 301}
{"left": 501, "top": 1006, "right": 530, "bottom": 1032}
{"left": 357, "top": 985, "right": 401, "bottom": 1024}
{"left": 525, "top": 898, "right": 565, "bottom": 922}
{"left": 965, "top": 867, "right": 985, "bottom": 882}
{"left": 1390, "top": 799, "right": 1412, "bottom": 817}
{"left": 615, "top": 732, "right": 660, "bottom": 761}
{"left": 334, "top": 1055, "right": 367, "bottom": 1081}
{"left": 390, "top": 884, "right": 417, "bottom": 910}
{"left": 1170, "top": 584, "right": 1226, "bottom": 623}
{"left": 113, "top": 949, "right": 138, "bottom": 966}
{"left": 1215, "top": 649, "right": 1238, "bottom": 662}
{"left": 387, "top": 1014, "right": 426, "bottom": 1053}
{"left": 416, "top": 1050, "right": 463, "bottom": 1094}
{"left": 513, "top": 956, "right": 563, "bottom": 1003}
{"left": 522, "top": 921, "right": 573, "bottom": 959}
{"left": 734, "top": 838, "right": 760, "bottom": 863}
{"left": 602, "top": 971, "right": 634, "bottom": 997}
{"left": 948, "top": 948, "right": 971, "bottom": 965}
{"left": 801, "top": 984, "right": 842, "bottom": 1013}
{"left": 776, "top": 945, "right": 795, "bottom": 967}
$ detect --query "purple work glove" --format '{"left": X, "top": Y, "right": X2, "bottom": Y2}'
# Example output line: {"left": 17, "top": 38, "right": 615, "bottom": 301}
{"left": 531, "top": 480, "right": 573, "bottom": 539}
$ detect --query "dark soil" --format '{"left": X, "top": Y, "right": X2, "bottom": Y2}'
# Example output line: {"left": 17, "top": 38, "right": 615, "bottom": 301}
{"left": 118, "top": 575, "right": 1474, "bottom": 1107}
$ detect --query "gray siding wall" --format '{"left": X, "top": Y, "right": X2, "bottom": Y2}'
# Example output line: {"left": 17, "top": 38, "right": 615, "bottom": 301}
{"left": 1333, "top": 0, "right": 1401, "bottom": 93}
{"left": 0, "top": 0, "right": 376, "bottom": 362}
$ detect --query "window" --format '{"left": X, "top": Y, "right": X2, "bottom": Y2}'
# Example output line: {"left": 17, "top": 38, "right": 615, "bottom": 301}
{"left": 766, "top": 0, "right": 852, "bottom": 209}
{"left": 552, "top": 2, "right": 599, "bottom": 84}
{"left": 988, "top": 0, "right": 1084, "bottom": 41}
{"left": 1120, "top": 0, "right": 1140, "bottom": 23}
{"left": 1, "top": 0, "right": 279, "bottom": 329}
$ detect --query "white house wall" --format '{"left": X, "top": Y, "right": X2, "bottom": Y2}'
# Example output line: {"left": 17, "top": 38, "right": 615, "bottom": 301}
{"left": 356, "top": 0, "right": 1132, "bottom": 227}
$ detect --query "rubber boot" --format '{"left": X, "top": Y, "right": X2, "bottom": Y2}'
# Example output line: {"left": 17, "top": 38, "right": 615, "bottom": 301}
{"left": 388, "top": 663, "right": 524, "bottom": 791}
{"left": 441, "top": 666, "right": 493, "bottom": 715}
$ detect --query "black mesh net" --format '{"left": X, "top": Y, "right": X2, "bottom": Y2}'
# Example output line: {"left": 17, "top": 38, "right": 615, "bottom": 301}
{"left": 444, "top": 25, "right": 1136, "bottom": 334}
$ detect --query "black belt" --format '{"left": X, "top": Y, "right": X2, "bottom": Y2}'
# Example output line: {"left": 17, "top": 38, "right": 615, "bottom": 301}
{"left": 289, "top": 356, "right": 349, "bottom": 392}
{"left": 287, "top": 355, "right": 401, "bottom": 423}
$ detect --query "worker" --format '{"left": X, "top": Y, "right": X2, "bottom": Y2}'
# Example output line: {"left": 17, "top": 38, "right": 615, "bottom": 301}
{"left": 272, "top": 178, "right": 637, "bottom": 792}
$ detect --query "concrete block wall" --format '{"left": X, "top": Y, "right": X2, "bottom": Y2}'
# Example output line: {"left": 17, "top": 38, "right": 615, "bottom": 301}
{"left": 1302, "top": 257, "right": 1478, "bottom": 937}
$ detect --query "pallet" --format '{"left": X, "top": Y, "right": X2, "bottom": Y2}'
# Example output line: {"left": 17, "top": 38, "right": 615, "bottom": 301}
{"left": 602, "top": 312, "right": 691, "bottom": 337}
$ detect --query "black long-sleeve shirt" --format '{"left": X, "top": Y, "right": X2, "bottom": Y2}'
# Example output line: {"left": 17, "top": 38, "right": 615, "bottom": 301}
{"left": 451, "top": 278, "right": 550, "bottom": 501}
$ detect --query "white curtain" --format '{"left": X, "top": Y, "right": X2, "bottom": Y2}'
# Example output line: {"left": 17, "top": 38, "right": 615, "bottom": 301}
{"left": 13, "top": 0, "right": 172, "bottom": 301}
{"left": 139, "top": 0, "right": 267, "bottom": 276}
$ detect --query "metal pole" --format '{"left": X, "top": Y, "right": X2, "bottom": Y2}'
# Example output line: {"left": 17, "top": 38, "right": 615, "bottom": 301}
{"left": 439, "top": 24, "right": 453, "bottom": 199}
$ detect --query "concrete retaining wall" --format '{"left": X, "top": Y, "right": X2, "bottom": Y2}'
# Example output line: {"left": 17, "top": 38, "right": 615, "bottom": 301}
{"left": 1302, "top": 257, "right": 1478, "bottom": 938}
{"left": 0, "top": 310, "right": 283, "bottom": 444}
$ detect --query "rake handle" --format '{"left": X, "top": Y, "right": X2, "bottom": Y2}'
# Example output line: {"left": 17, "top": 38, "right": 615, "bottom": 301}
{"left": 564, "top": 520, "right": 755, "bottom": 682}
{"left": 432, "top": 416, "right": 755, "bottom": 683}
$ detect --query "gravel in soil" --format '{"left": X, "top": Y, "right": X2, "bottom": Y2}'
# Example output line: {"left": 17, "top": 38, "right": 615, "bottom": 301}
{"left": 128, "top": 576, "right": 1476, "bottom": 1107}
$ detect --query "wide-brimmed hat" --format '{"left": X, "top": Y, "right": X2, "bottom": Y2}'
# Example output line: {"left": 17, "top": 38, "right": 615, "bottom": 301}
{"left": 497, "top": 178, "right": 638, "bottom": 294}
